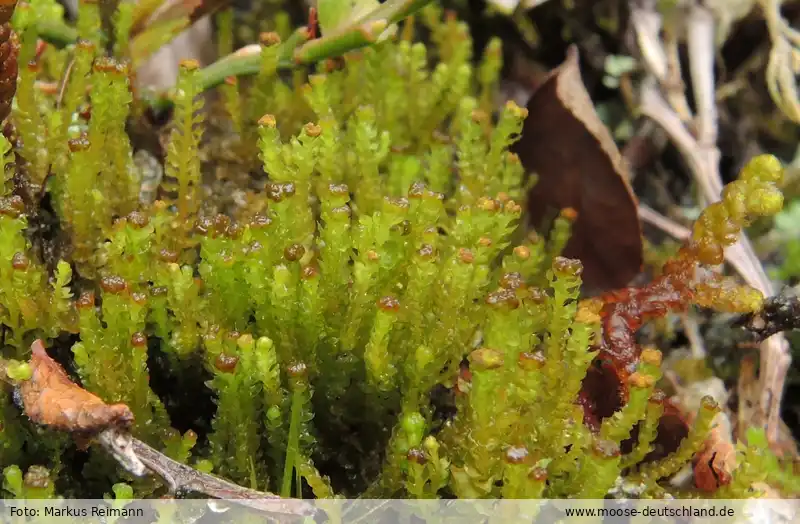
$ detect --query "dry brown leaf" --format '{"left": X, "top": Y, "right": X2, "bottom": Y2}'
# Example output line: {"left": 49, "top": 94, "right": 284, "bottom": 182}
{"left": 515, "top": 45, "right": 643, "bottom": 290}
{"left": 693, "top": 423, "right": 737, "bottom": 492}
{"left": 19, "top": 339, "right": 134, "bottom": 435}
{"left": 671, "top": 379, "right": 736, "bottom": 492}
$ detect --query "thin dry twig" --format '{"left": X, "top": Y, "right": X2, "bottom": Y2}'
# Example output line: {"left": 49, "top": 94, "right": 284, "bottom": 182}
{"left": 638, "top": 203, "right": 691, "bottom": 240}
{"left": 681, "top": 313, "right": 707, "bottom": 360}
{"left": 664, "top": 25, "right": 693, "bottom": 122}
{"left": 95, "top": 428, "right": 318, "bottom": 520}
{"left": 129, "top": 437, "right": 318, "bottom": 519}
{"left": 630, "top": 2, "right": 668, "bottom": 81}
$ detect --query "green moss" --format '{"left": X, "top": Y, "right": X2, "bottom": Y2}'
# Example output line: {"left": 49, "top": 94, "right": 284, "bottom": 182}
{"left": 0, "top": 4, "right": 796, "bottom": 501}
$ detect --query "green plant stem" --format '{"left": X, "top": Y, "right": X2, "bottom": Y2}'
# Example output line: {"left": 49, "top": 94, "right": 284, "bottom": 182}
{"left": 199, "top": 0, "right": 434, "bottom": 90}
{"left": 291, "top": 0, "right": 435, "bottom": 66}
{"left": 37, "top": 20, "right": 78, "bottom": 48}
{"left": 40, "top": 0, "right": 434, "bottom": 115}
{"left": 281, "top": 386, "right": 303, "bottom": 498}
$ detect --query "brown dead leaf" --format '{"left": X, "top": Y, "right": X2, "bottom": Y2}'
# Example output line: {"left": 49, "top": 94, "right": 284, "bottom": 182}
{"left": 19, "top": 339, "right": 134, "bottom": 435}
{"left": 670, "top": 378, "right": 736, "bottom": 492}
{"left": 515, "top": 45, "right": 643, "bottom": 290}
{"left": 693, "top": 423, "right": 737, "bottom": 492}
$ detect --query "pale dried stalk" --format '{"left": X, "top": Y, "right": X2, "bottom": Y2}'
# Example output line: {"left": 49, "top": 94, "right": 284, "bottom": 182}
{"left": 634, "top": 1, "right": 790, "bottom": 444}
{"left": 681, "top": 313, "right": 707, "bottom": 359}
{"left": 759, "top": 0, "right": 800, "bottom": 123}
{"left": 638, "top": 203, "right": 691, "bottom": 241}
{"left": 640, "top": 84, "right": 790, "bottom": 445}
{"left": 686, "top": 4, "right": 789, "bottom": 445}
{"left": 664, "top": 28, "right": 693, "bottom": 122}
{"left": 631, "top": 3, "right": 668, "bottom": 80}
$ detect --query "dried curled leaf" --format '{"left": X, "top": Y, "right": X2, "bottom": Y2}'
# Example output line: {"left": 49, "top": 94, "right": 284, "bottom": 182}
{"left": 18, "top": 340, "right": 134, "bottom": 434}
{"left": 693, "top": 424, "right": 737, "bottom": 492}
{"left": 516, "top": 45, "right": 642, "bottom": 290}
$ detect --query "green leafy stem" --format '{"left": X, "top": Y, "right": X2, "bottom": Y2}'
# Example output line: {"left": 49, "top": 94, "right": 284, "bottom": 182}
{"left": 38, "top": 0, "right": 434, "bottom": 112}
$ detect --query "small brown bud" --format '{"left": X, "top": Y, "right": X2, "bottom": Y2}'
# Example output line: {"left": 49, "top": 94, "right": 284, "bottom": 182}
{"left": 331, "top": 205, "right": 351, "bottom": 218}
{"left": 529, "top": 467, "right": 547, "bottom": 482}
{"left": 284, "top": 244, "right": 305, "bottom": 262}
{"left": 68, "top": 135, "right": 91, "bottom": 152}
{"left": 301, "top": 265, "right": 319, "bottom": 280}
{"left": 504, "top": 445, "right": 529, "bottom": 465}
{"left": 212, "top": 214, "right": 230, "bottom": 236}
{"left": 303, "top": 122, "right": 322, "bottom": 137}
{"left": 377, "top": 296, "right": 400, "bottom": 312}
{"left": 386, "top": 197, "right": 409, "bottom": 210}
{"left": 281, "top": 182, "right": 296, "bottom": 198}
{"left": 179, "top": 59, "right": 199, "bottom": 71}
{"left": 249, "top": 214, "right": 272, "bottom": 229}
{"left": 327, "top": 183, "right": 349, "bottom": 197}
{"left": 226, "top": 223, "right": 243, "bottom": 239}
{"left": 628, "top": 372, "right": 655, "bottom": 389}
{"left": 518, "top": 350, "right": 546, "bottom": 371}
{"left": 0, "top": 196, "right": 23, "bottom": 217}
{"left": 11, "top": 252, "right": 28, "bottom": 270}
{"left": 193, "top": 217, "right": 211, "bottom": 236}
{"left": 552, "top": 256, "right": 583, "bottom": 277}
{"left": 499, "top": 272, "right": 524, "bottom": 290}
{"left": 158, "top": 249, "right": 179, "bottom": 263}
{"left": 76, "top": 39, "right": 95, "bottom": 53}
{"left": 259, "top": 31, "right": 281, "bottom": 47}
{"left": 127, "top": 211, "right": 149, "bottom": 228}
{"left": 408, "top": 181, "right": 426, "bottom": 199}
{"left": 471, "top": 109, "right": 489, "bottom": 124}
{"left": 640, "top": 347, "right": 663, "bottom": 367}
{"left": 131, "top": 332, "right": 147, "bottom": 348}
{"left": 476, "top": 197, "right": 498, "bottom": 212}
{"left": 592, "top": 439, "right": 620, "bottom": 458}
{"left": 561, "top": 207, "right": 578, "bottom": 221}
{"left": 407, "top": 448, "right": 427, "bottom": 465}
{"left": 526, "top": 288, "right": 547, "bottom": 304}
{"left": 469, "top": 348, "right": 504, "bottom": 370}
{"left": 215, "top": 353, "right": 238, "bottom": 373}
{"left": 287, "top": 362, "right": 308, "bottom": 378}
{"left": 259, "top": 114, "right": 277, "bottom": 128}
{"left": 417, "top": 244, "right": 435, "bottom": 259}
{"left": 486, "top": 288, "right": 519, "bottom": 309}
{"left": 23, "top": 466, "right": 50, "bottom": 490}
{"left": 100, "top": 275, "right": 127, "bottom": 294}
